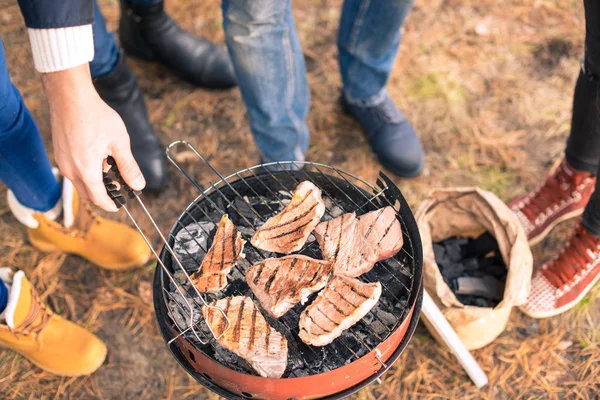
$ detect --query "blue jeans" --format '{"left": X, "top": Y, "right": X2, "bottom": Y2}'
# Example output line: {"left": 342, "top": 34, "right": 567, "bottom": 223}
{"left": 90, "top": 0, "right": 120, "bottom": 78}
{"left": 0, "top": 278, "right": 6, "bottom": 314}
{"left": 221, "top": 0, "right": 414, "bottom": 163}
{"left": 0, "top": 38, "right": 61, "bottom": 212}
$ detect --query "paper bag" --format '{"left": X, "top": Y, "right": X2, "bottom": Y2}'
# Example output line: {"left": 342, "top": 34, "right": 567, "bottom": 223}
{"left": 416, "top": 187, "right": 533, "bottom": 350}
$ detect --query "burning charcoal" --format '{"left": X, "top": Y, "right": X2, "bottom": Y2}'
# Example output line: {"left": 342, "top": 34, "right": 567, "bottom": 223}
{"left": 287, "top": 352, "right": 306, "bottom": 371}
{"left": 173, "top": 221, "right": 215, "bottom": 269}
{"left": 231, "top": 198, "right": 256, "bottom": 221}
{"left": 237, "top": 225, "right": 255, "bottom": 238}
{"left": 454, "top": 276, "right": 505, "bottom": 300}
{"left": 465, "top": 232, "right": 499, "bottom": 258}
{"left": 293, "top": 369, "right": 311, "bottom": 377}
{"left": 322, "top": 197, "right": 344, "bottom": 219}
{"left": 173, "top": 270, "right": 190, "bottom": 285}
{"left": 375, "top": 309, "right": 397, "bottom": 328}
{"left": 278, "top": 190, "right": 292, "bottom": 199}
{"left": 251, "top": 203, "right": 275, "bottom": 217}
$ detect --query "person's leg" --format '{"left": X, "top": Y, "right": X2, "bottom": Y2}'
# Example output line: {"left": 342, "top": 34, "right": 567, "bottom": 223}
{"left": 119, "top": 0, "right": 236, "bottom": 88}
{"left": 520, "top": 0, "right": 600, "bottom": 320}
{"left": 336, "top": 0, "right": 423, "bottom": 177}
{"left": 89, "top": 0, "right": 120, "bottom": 79}
{"left": 222, "top": 0, "right": 310, "bottom": 165}
{"left": 0, "top": 38, "right": 61, "bottom": 212}
{"left": 338, "top": 0, "right": 414, "bottom": 105}
{"left": 90, "top": 0, "right": 168, "bottom": 191}
{"left": 569, "top": 0, "right": 600, "bottom": 236}
{"left": 0, "top": 278, "right": 7, "bottom": 315}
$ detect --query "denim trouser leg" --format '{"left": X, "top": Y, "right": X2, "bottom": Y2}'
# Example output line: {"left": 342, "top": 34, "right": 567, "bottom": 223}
{"left": 338, "top": 0, "right": 415, "bottom": 106}
{"left": 89, "top": 0, "right": 120, "bottom": 79}
{"left": 0, "top": 38, "right": 61, "bottom": 212}
{"left": 222, "top": 0, "right": 310, "bottom": 163}
{"left": 0, "top": 278, "right": 7, "bottom": 314}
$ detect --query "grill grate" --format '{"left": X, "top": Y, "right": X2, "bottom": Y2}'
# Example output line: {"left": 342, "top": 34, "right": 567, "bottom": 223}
{"left": 156, "top": 141, "right": 416, "bottom": 377}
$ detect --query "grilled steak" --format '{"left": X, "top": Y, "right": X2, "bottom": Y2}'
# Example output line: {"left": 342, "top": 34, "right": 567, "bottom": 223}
{"left": 191, "top": 214, "right": 245, "bottom": 293}
{"left": 298, "top": 275, "right": 382, "bottom": 346}
{"left": 246, "top": 255, "right": 333, "bottom": 318}
{"left": 313, "top": 212, "right": 374, "bottom": 277}
{"left": 358, "top": 206, "right": 403, "bottom": 262}
{"left": 203, "top": 296, "right": 288, "bottom": 378}
{"left": 251, "top": 181, "right": 325, "bottom": 253}
{"left": 314, "top": 206, "right": 402, "bottom": 277}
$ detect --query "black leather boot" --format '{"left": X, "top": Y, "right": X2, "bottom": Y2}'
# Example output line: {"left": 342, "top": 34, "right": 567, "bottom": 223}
{"left": 94, "top": 55, "right": 168, "bottom": 192}
{"left": 119, "top": 0, "right": 236, "bottom": 89}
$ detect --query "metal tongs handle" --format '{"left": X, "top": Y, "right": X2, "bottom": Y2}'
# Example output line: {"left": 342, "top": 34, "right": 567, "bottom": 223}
{"left": 103, "top": 156, "right": 141, "bottom": 208}
{"left": 101, "top": 156, "right": 229, "bottom": 345}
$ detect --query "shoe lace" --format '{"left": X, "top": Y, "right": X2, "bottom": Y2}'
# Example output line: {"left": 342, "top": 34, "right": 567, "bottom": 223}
{"left": 542, "top": 225, "right": 600, "bottom": 288}
{"left": 9, "top": 287, "right": 53, "bottom": 339}
{"left": 521, "top": 165, "right": 583, "bottom": 220}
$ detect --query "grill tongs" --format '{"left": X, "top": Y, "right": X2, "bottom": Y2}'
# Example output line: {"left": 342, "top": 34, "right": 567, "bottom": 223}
{"left": 102, "top": 156, "right": 230, "bottom": 345}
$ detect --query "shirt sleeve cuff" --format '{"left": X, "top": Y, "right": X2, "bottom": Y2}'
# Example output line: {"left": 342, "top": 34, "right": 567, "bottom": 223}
{"left": 27, "top": 25, "right": 94, "bottom": 73}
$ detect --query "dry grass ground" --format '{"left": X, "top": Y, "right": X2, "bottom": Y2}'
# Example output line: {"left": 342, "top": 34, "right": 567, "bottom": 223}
{"left": 0, "top": 0, "right": 598, "bottom": 398}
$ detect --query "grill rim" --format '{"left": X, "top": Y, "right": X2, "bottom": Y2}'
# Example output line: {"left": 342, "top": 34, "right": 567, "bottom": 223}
{"left": 152, "top": 165, "right": 424, "bottom": 398}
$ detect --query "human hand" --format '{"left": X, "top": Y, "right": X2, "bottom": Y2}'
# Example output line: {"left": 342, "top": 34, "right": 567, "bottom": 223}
{"left": 41, "top": 64, "right": 145, "bottom": 212}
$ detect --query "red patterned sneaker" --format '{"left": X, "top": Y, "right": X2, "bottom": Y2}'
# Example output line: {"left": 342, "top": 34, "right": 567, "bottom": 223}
{"left": 509, "top": 160, "right": 595, "bottom": 245}
{"left": 520, "top": 224, "right": 600, "bottom": 319}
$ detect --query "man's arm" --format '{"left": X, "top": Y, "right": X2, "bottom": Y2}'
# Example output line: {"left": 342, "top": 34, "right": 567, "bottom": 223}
{"left": 42, "top": 64, "right": 144, "bottom": 212}
{"left": 15, "top": 0, "right": 145, "bottom": 211}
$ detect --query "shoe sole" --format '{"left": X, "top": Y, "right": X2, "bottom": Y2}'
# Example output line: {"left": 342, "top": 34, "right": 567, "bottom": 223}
{"left": 519, "top": 271, "right": 600, "bottom": 319}
{"left": 29, "top": 235, "right": 150, "bottom": 271}
{"left": 0, "top": 343, "right": 107, "bottom": 377}
{"left": 528, "top": 208, "right": 585, "bottom": 246}
{"left": 379, "top": 157, "right": 424, "bottom": 179}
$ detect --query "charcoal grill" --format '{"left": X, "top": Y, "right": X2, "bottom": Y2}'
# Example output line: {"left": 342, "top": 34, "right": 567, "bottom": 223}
{"left": 105, "top": 140, "right": 423, "bottom": 399}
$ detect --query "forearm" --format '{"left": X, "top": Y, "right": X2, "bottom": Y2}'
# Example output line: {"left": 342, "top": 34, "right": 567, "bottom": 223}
{"left": 16, "top": 0, "right": 94, "bottom": 73}
{"left": 41, "top": 64, "right": 96, "bottom": 110}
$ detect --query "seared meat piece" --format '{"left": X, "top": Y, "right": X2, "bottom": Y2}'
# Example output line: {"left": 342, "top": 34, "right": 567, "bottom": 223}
{"left": 313, "top": 212, "right": 375, "bottom": 277}
{"left": 203, "top": 296, "right": 288, "bottom": 378}
{"left": 191, "top": 214, "right": 245, "bottom": 293}
{"left": 246, "top": 255, "right": 333, "bottom": 318}
{"left": 251, "top": 181, "right": 325, "bottom": 253}
{"left": 299, "top": 276, "right": 381, "bottom": 346}
{"left": 358, "top": 206, "right": 403, "bottom": 262}
{"left": 314, "top": 206, "right": 402, "bottom": 277}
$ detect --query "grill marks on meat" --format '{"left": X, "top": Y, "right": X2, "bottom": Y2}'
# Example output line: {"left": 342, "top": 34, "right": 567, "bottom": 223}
{"left": 314, "top": 206, "right": 403, "bottom": 277}
{"left": 359, "top": 206, "right": 403, "bottom": 262}
{"left": 314, "top": 212, "right": 373, "bottom": 277}
{"left": 203, "top": 296, "right": 288, "bottom": 378}
{"left": 251, "top": 181, "right": 325, "bottom": 253}
{"left": 298, "top": 275, "right": 382, "bottom": 346}
{"left": 191, "top": 214, "right": 245, "bottom": 293}
{"left": 246, "top": 255, "right": 333, "bottom": 318}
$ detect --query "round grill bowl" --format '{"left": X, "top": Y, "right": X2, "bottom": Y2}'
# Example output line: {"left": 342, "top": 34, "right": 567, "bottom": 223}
{"left": 153, "top": 167, "right": 423, "bottom": 400}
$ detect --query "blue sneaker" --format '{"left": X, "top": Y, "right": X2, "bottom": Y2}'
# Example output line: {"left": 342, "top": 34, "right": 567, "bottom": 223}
{"left": 342, "top": 93, "right": 424, "bottom": 178}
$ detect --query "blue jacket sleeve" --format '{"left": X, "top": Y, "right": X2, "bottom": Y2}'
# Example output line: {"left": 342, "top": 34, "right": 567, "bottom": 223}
{"left": 16, "top": 0, "right": 94, "bottom": 29}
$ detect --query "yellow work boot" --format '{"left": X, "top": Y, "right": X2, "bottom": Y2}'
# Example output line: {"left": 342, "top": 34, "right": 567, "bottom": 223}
{"left": 8, "top": 171, "right": 151, "bottom": 271}
{"left": 0, "top": 269, "right": 107, "bottom": 376}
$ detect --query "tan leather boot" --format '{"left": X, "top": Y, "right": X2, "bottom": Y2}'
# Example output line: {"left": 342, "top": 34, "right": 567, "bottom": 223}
{"left": 0, "top": 270, "right": 107, "bottom": 376}
{"left": 8, "top": 172, "right": 151, "bottom": 271}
